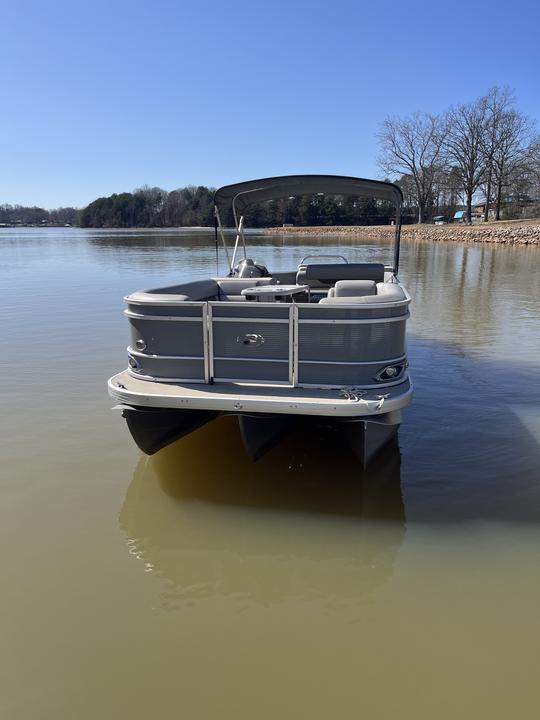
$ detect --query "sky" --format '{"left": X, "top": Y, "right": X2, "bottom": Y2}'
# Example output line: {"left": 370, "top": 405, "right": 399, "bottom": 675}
{"left": 1, "top": 0, "right": 539, "bottom": 208}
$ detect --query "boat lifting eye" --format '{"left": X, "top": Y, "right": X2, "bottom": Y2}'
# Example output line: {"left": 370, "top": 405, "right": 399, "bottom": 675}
{"left": 135, "top": 339, "right": 146, "bottom": 351}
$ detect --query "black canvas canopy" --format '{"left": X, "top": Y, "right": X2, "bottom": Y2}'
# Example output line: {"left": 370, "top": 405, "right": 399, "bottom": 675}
{"left": 213, "top": 174, "right": 403, "bottom": 219}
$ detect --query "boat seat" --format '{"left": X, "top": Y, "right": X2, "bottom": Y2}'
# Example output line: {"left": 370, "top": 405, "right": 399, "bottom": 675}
{"left": 320, "top": 282, "right": 406, "bottom": 304}
{"left": 177, "top": 279, "right": 221, "bottom": 301}
{"left": 329, "top": 280, "right": 377, "bottom": 298}
{"left": 216, "top": 277, "right": 273, "bottom": 293}
{"left": 296, "top": 262, "right": 385, "bottom": 288}
{"left": 127, "top": 279, "right": 220, "bottom": 303}
{"left": 216, "top": 277, "right": 274, "bottom": 301}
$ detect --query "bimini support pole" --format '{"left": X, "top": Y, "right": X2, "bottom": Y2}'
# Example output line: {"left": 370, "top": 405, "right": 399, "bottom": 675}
{"left": 393, "top": 202, "right": 402, "bottom": 276}
{"left": 214, "top": 214, "right": 219, "bottom": 275}
{"left": 240, "top": 215, "right": 247, "bottom": 260}
{"left": 230, "top": 215, "right": 246, "bottom": 274}
{"left": 214, "top": 206, "right": 232, "bottom": 271}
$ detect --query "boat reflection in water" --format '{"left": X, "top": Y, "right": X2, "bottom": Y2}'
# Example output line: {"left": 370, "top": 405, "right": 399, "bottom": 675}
{"left": 119, "top": 416, "right": 405, "bottom": 609}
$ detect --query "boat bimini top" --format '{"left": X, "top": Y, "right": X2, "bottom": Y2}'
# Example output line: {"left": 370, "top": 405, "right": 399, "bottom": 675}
{"left": 213, "top": 174, "right": 404, "bottom": 276}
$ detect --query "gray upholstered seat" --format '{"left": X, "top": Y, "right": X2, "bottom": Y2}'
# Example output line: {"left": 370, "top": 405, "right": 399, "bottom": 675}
{"left": 216, "top": 277, "right": 274, "bottom": 300}
{"left": 332, "top": 280, "right": 377, "bottom": 297}
{"left": 320, "top": 282, "right": 406, "bottom": 304}
{"left": 128, "top": 279, "right": 219, "bottom": 303}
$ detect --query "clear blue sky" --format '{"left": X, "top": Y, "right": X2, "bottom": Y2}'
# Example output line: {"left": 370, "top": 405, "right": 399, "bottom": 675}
{"left": 2, "top": 0, "right": 539, "bottom": 208}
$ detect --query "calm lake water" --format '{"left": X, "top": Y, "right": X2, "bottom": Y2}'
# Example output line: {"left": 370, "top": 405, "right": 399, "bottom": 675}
{"left": 2, "top": 227, "right": 540, "bottom": 719}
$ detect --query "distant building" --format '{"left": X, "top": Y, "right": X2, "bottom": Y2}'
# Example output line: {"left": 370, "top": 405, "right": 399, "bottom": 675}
{"left": 453, "top": 208, "right": 485, "bottom": 223}
{"left": 473, "top": 203, "right": 496, "bottom": 220}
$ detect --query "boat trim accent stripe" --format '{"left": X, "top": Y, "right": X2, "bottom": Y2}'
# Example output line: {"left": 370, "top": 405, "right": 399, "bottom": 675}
{"left": 126, "top": 368, "right": 207, "bottom": 383}
{"left": 288, "top": 304, "right": 294, "bottom": 385}
{"left": 296, "top": 374, "right": 409, "bottom": 390}
{"left": 128, "top": 347, "right": 205, "bottom": 360}
{"left": 213, "top": 356, "right": 288, "bottom": 363}
{"left": 125, "top": 310, "right": 203, "bottom": 321}
{"left": 211, "top": 377, "right": 292, "bottom": 386}
{"left": 298, "top": 313, "right": 409, "bottom": 325}
{"left": 298, "top": 354, "right": 406, "bottom": 366}
{"left": 202, "top": 304, "right": 210, "bottom": 382}
{"left": 211, "top": 317, "right": 290, "bottom": 324}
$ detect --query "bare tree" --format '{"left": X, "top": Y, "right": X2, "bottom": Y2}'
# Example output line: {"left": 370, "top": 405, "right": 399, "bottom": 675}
{"left": 480, "top": 86, "right": 514, "bottom": 221}
{"left": 515, "top": 138, "right": 540, "bottom": 216}
{"left": 395, "top": 174, "right": 417, "bottom": 215}
{"left": 430, "top": 163, "right": 452, "bottom": 216}
{"left": 378, "top": 113, "right": 447, "bottom": 223}
{"left": 491, "top": 110, "right": 534, "bottom": 219}
{"left": 445, "top": 98, "right": 489, "bottom": 223}
{"left": 524, "top": 137, "right": 540, "bottom": 199}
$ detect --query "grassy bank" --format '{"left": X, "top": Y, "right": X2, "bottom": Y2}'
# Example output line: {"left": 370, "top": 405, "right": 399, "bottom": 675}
{"left": 265, "top": 218, "right": 540, "bottom": 245}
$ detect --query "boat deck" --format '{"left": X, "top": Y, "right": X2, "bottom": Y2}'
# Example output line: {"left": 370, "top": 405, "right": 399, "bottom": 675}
{"left": 109, "top": 371, "right": 413, "bottom": 418}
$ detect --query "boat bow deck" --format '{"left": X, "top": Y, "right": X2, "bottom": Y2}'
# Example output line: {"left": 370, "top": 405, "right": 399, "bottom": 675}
{"left": 109, "top": 371, "right": 412, "bottom": 417}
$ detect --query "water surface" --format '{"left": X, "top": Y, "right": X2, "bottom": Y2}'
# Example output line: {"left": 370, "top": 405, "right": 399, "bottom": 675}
{"left": 1, "top": 228, "right": 540, "bottom": 718}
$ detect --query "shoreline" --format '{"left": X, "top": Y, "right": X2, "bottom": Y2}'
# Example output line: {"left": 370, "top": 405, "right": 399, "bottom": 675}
{"left": 264, "top": 218, "right": 540, "bottom": 245}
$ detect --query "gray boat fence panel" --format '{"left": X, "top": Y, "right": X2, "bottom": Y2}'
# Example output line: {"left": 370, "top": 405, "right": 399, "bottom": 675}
{"left": 212, "top": 321, "right": 290, "bottom": 360}
{"left": 209, "top": 302, "right": 293, "bottom": 385}
{"left": 127, "top": 356, "right": 206, "bottom": 383}
{"left": 211, "top": 304, "right": 290, "bottom": 319}
{"left": 128, "top": 317, "right": 205, "bottom": 357}
{"left": 213, "top": 359, "right": 290, "bottom": 384}
{"left": 298, "top": 304, "right": 409, "bottom": 320}
{"left": 297, "top": 358, "right": 407, "bottom": 387}
{"left": 124, "top": 301, "right": 208, "bottom": 383}
{"left": 122, "top": 295, "right": 409, "bottom": 389}
{"left": 296, "top": 319, "right": 406, "bottom": 363}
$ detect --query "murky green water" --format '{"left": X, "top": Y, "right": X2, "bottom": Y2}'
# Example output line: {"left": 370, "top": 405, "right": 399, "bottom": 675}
{"left": 1, "top": 228, "right": 540, "bottom": 718}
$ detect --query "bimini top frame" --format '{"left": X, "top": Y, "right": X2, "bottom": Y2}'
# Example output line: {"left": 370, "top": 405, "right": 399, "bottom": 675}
{"left": 213, "top": 174, "right": 404, "bottom": 275}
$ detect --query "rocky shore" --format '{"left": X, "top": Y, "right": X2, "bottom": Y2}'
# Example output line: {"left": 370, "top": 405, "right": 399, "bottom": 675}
{"left": 265, "top": 218, "right": 540, "bottom": 245}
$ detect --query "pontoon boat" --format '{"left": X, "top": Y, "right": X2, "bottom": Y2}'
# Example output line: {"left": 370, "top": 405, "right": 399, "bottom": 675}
{"left": 108, "top": 175, "right": 413, "bottom": 467}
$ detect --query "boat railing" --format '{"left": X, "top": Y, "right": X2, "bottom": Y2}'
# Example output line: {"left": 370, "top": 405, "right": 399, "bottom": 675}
{"left": 299, "top": 254, "right": 348, "bottom": 265}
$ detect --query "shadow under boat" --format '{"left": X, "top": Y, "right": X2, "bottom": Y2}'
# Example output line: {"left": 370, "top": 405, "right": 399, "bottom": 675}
{"left": 119, "top": 415, "right": 405, "bottom": 607}
{"left": 122, "top": 406, "right": 400, "bottom": 469}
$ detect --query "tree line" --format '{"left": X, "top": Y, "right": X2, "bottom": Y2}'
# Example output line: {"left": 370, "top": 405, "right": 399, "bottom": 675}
{"left": 78, "top": 185, "right": 396, "bottom": 228}
{"left": 379, "top": 86, "right": 540, "bottom": 223}
{"left": 79, "top": 185, "right": 216, "bottom": 228}
{"left": 0, "top": 204, "right": 79, "bottom": 226}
